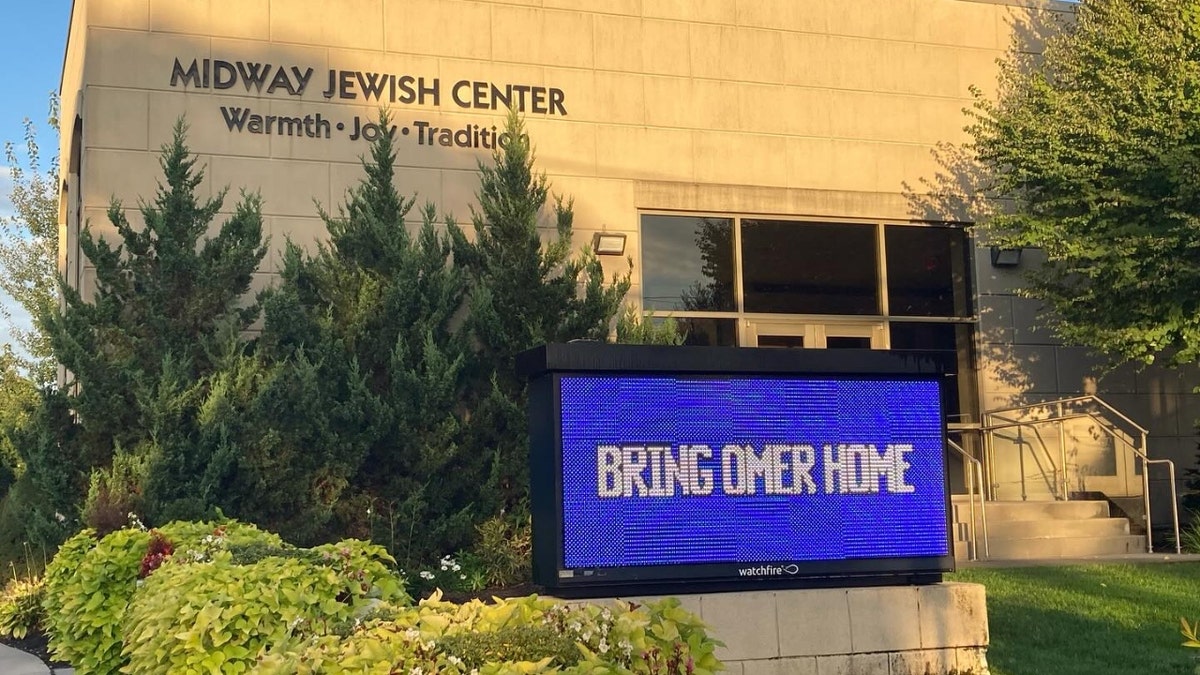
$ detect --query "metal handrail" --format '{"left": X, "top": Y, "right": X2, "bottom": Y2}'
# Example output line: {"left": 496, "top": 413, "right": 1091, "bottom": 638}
{"left": 986, "top": 395, "right": 1149, "bottom": 435}
{"left": 989, "top": 422, "right": 1065, "bottom": 499}
{"left": 947, "top": 439, "right": 989, "bottom": 560}
{"left": 1076, "top": 412, "right": 1180, "bottom": 555}
{"left": 979, "top": 395, "right": 1181, "bottom": 555}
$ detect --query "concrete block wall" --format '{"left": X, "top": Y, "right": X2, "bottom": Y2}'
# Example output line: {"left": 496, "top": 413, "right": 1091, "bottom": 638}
{"left": 976, "top": 249, "right": 1200, "bottom": 525}
{"left": 614, "top": 583, "right": 989, "bottom": 675}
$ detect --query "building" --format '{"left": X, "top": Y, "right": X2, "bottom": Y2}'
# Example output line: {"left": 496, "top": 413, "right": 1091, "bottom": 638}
{"left": 58, "top": 0, "right": 1196, "bottom": 555}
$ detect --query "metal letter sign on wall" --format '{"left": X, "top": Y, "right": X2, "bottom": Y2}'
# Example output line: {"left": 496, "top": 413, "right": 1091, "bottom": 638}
{"left": 518, "top": 344, "right": 954, "bottom": 597}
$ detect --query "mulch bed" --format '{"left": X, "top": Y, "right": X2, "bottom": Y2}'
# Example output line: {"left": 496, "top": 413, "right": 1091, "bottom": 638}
{"left": 0, "top": 627, "right": 71, "bottom": 669}
{"left": 439, "top": 582, "right": 542, "bottom": 604}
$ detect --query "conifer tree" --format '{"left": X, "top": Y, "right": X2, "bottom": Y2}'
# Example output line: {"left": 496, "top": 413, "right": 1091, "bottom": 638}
{"left": 259, "top": 112, "right": 476, "bottom": 560}
{"left": 451, "top": 110, "right": 630, "bottom": 512}
{"left": 38, "top": 119, "right": 267, "bottom": 516}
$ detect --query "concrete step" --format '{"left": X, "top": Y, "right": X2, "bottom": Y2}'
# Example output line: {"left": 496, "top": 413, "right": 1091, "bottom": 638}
{"left": 948, "top": 498, "right": 1144, "bottom": 561}
{"left": 983, "top": 534, "right": 1146, "bottom": 559}
{"left": 951, "top": 499, "right": 1109, "bottom": 523}
{"left": 952, "top": 517, "right": 1130, "bottom": 542}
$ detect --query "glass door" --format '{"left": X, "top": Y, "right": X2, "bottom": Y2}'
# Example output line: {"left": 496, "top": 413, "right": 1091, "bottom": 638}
{"left": 743, "top": 320, "right": 887, "bottom": 349}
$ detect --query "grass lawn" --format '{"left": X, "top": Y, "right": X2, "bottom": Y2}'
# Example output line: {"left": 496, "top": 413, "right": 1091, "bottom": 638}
{"left": 950, "top": 564, "right": 1200, "bottom": 675}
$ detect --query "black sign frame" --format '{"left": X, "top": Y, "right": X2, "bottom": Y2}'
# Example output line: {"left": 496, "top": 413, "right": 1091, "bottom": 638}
{"left": 518, "top": 343, "right": 955, "bottom": 598}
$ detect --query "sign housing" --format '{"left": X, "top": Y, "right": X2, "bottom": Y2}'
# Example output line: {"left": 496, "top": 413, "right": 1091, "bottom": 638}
{"left": 519, "top": 343, "right": 954, "bottom": 597}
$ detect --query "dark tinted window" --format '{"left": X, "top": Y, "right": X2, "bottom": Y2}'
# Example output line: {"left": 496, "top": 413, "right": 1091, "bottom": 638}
{"left": 885, "top": 225, "right": 970, "bottom": 317}
{"left": 641, "top": 215, "right": 736, "bottom": 312}
{"left": 890, "top": 322, "right": 977, "bottom": 423}
{"left": 741, "top": 220, "right": 878, "bottom": 315}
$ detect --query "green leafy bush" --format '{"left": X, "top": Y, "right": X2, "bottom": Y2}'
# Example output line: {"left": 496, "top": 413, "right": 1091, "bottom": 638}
{"left": 40, "top": 520, "right": 283, "bottom": 673}
{"left": 437, "top": 624, "right": 582, "bottom": 669}
{"left": 469, "top": 515, "right": 532, "bottom": 589}
{"left": 406, "top": 553, "right": 478, "bottom": 599}
{"left": 0, "top": 575, "right": 44, "bottom": 638}
{"left": 615, "top": 305, "right": 686, "bottom": 345}
{"left": 120, "top": 538, "right": 409, "bottom": 674}
{"left": 1178, "top": 512, "right": 1200, "bottom": 554}
{"left": 1182, "top": 617, "right": 1200, "bottom": 674}
{"left": 252, "top": 593, "right": 724, "bottom": 675}
{"left": 40, "top": 528, "right": 96, "bottom": 625}
{"left": 42, "top": 526, "right": 147, "bottom": 672}
{"left": 81, "top": 449, "right": 149, "bottom": 536}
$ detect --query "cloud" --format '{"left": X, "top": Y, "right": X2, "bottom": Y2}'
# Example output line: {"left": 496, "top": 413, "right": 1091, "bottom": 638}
{"left": 0, "top": 290, "right": 32, "bottom": 356}
{"left": 0, "top": 165, "right": 14, "bottom": 221}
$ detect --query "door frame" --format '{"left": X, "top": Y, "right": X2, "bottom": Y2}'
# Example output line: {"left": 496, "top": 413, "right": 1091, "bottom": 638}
{"left": 742, "top": 318, "right": 888, "bottom": 349}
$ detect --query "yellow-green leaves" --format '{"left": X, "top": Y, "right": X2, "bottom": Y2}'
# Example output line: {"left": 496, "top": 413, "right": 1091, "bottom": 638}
{"left": 251, "top": 594, "right": 724, "bottom": 675}
{"left": 0, "top": 575, "right": 45, "bottom": 639}
{"left": 1181, "top": 616, "right": 1200, "bottom": 648}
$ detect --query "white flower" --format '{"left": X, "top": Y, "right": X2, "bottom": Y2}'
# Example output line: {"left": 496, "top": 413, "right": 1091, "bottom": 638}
{"left": 54, "top": 512, "right": 66, "bottom": 523}
{"left": 404, "top": 628, "right": 421, "bottom": 640}
{"left": 419, "top": 570, "right": 435, "bottom": 580}
{"left": 598, "top": 638, "right": 609, "bottom": 654}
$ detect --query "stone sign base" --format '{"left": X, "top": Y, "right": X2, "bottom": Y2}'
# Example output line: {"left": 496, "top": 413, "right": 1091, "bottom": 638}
{"left": 609, "top": 582, "right": 988, "bottom": 675}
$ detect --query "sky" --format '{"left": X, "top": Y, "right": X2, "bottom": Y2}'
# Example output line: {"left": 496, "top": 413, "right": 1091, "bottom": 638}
{"left": 0, "top": 1, "right": 72, "bottom": 356}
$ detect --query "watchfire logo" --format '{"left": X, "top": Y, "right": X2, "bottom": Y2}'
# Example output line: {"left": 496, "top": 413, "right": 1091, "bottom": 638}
{"left": 737, "top": 564, "right": 801, "bottom": 577}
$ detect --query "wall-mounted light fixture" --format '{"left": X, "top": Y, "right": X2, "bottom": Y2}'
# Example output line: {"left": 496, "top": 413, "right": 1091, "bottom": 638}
{"left": 989, "top": 247, "right": 1023, "bottom": 268}
{"left": 593, "top": 232, "right": 627, "bottom": 256}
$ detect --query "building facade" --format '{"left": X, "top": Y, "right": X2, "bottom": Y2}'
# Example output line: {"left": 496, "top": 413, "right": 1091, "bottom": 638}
{"left": 58, "top": 0, "right": 1197, "bottom": 529}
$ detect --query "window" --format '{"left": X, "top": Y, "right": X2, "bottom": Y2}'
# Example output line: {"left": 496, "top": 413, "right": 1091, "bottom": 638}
{"left": 741, "top": 220, "right": 878, "bottom": 315}
{"left": 638, "top": 213, "right": 977, "bottom": 422}
{"left": 640, "top": 215, "right": 735, "bottom": 312}
{"left": 885, "top": 224, "right": 971, "bottom": 317}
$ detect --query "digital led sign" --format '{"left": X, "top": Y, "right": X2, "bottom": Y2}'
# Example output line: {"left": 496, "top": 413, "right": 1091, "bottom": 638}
{"left": 520, "top": 344, "right": 953, "bottom": 596}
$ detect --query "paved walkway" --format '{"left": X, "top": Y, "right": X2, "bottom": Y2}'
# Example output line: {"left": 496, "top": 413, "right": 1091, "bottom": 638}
{"left": 959, "top": 552, "right": 1200, "bottom": 568}
{"left": 0, "top": 643, "right": 50, "bottom": 675}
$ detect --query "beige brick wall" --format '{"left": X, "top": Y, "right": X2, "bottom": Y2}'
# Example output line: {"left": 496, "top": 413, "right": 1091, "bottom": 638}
{"left": 65, "top": 0, "right": 1071, "bottom": 281}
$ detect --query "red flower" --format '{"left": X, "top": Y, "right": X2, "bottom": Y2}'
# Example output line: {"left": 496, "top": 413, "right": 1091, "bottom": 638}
{"left": 139, "top": 530, "right": 175, "bottom": 578}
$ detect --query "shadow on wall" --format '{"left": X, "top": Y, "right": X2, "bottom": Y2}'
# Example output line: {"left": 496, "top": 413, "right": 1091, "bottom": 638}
{"left": 902, "top": 6, "right": 1069, "bottom": 225}
{"left": 899, "top": 4, "right": 1200, "bottom": 522}
{"left": 899, "top": 4, "right": 1071, "bottom": 408}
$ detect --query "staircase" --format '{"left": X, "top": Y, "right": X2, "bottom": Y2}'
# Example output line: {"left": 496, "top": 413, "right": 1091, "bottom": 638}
{"left": 951, "top": 495, "right": 1145, "bottom": 561}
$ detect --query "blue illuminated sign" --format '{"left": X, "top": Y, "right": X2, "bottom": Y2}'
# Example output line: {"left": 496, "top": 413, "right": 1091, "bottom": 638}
{"left": 558, "top": 374, "right": 949, "bottom": 571}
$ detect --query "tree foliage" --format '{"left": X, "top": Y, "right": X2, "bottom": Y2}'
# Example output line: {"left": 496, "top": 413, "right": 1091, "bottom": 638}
{"left": 37, "top": 119, "right": 267, "bottom": 530}
{"left": 971, "top": 0, "right": 1200, "bottom": 366}
{"left": 8, "top": 108, "right": 636, "bottom": 572}
{"left": 0, "top": 95, "right": 59, "bottom": 384}
{"left": 258, "top": 111, "right": 476, "bottom": 560}
{"left": 450, "top": 110, "right": 630, "bottom": 513}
